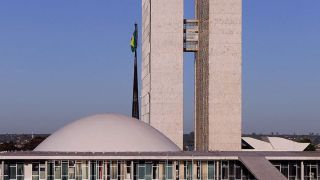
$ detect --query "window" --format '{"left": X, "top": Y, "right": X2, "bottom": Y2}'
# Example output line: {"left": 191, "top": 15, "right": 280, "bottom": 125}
{"left": 196, "top": 161, "right": 201, "bottom": 179}
{"left": 208, "top": 161, "right": 215, "bottom": 180}
{"left": 75, "top": 161, "right": 82, "bottom": 180}
{"left": 2, "top": 162, "right": 24, "bottom": 180}
{"left": 281, "top": 164, "right": 289, "bottom": 178}
{"left": 55, "top": 161, "right": 62, "bottom": 180}
{"left": 183, "top": 161, "right": 192, "bottom": 180}
{"left": 152, "top": 164, "right": 159, "bottom": 180}
{"left": 90, "top": 161, "right": 97, "bottom": 180}
{"left": 10, "top": 164, "right": 17, "bottom": 179}
{"left": 165, "top": 162, "right": 173, "bottom": 180}
{"left": 126, "top": 161, "right": 132, "bottom": 180}
{"left": 0, "top": 162, "right": 2, "bottom": 180}
{"left": 145, "top": 163, "right": 152, "bottom": 180}
{"left": 138, "top": 164, "right": 145, "bottom": 180}
{"left": 110, "top": 161, "right": 117, "bottom": 180}
{"left": 62, "top": 161, "right": 68, "bottom": 180}
{"left": 69, "top": 161, "right": 76, "bottom": 180}
{"left": 310, "top": 164, "right": 318, "bottom": 179}
{"left": 106, "top": 161, "right": 111, "bottom": 180}
{"left": 97, "top": 161, "right": 103, "bottom": 180}
{"left": 17, "top": 163, "right": 24, "bottom": 180}
{"left": 288, "top": 162, "right": 298, "bottom": 179}
{"left": 235, "top": 163, "right": 242, "bottom": 180}
{"left": 3, "top": 163, "right": 9, "bottom": 180}
{"left": 221, "top": 161, "right": 229, "bottom": 180}
{"left": 32, "top": 163, "right": 39, "bottom": 180}
{"left": 82, "top": 161, "right": 88, "bottom": 180}
{"left": 39, "top": 162, "right": 46, "bottom": 180}
{"left": 47, "top": 162, "right": 54, "bottom": 180}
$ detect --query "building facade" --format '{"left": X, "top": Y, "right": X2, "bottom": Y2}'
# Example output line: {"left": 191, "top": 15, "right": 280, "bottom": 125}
{"left": 1, "top": 152, "right": 320, "bottom": 180}
{"left": 141, "top": 0, "right": 184, "bottom": 149}
{"left": 194, "top": 0, "right": 242, "bottom": 151}
{"left": 141, "top": 0, "right": 242, "bottom": 151}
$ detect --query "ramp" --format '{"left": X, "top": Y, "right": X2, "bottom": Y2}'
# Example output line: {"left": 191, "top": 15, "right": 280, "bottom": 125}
{"left": 239, "top": 156, "right": 287, "bottom": 180}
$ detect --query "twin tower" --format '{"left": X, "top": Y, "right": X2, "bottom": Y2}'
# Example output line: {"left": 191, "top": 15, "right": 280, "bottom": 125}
{"left": 141, "top": 0, "right": 242, "bottom": 151}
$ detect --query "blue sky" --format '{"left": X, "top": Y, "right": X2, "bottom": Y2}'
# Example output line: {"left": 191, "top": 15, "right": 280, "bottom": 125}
{"left": 0, "top": 1, "right": 319, "bottom": 134}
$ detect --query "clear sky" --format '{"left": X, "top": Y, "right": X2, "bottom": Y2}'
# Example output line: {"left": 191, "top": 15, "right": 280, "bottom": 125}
{"left": 0, "top": 1, "right": 319, "bottom": 134}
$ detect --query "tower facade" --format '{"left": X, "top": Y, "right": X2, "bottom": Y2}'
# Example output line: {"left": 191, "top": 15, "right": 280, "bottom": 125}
{"left": 141, "top": 0, "right": 242, "bottom": 151}
{"left": 195, "top": 0, "right": 242, "bottom": 151}
{"left": 141, "top": 0, "right": 184, "bottom": 149}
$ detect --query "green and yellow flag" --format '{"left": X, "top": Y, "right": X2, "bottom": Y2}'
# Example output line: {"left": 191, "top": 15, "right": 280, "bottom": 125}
{"left": 130, "top": 24, "right": 138, "bottom": 52}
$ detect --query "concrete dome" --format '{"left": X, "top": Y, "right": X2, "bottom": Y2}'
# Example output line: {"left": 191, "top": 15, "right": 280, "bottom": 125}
{"left": 34, "top": 114, "right": 180, "bottom": 152}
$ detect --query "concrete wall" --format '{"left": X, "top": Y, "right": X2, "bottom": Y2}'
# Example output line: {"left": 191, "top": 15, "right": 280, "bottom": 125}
{"left": 195, "top": 0, "right": 242, "bottom": 151}
{"left": 195, "top": 0, "right": 210, "bottom": 151}
{"left": 141, "top": 0, "right": 184, "bottom": 149}
{"left": 24, "top": 163, "right": 32, "bottom": 180}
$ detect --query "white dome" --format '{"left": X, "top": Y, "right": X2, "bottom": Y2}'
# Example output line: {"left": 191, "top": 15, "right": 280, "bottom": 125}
{"left": 34, "top": 114, "right": 180, "bottom": 152}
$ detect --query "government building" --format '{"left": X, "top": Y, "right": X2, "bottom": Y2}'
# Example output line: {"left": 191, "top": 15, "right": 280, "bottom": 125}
{"left": 1, "top": 114, "right": 320, "bottom": 180}
{"left": 1, "top": 0, "right": 320, "bottom": 180}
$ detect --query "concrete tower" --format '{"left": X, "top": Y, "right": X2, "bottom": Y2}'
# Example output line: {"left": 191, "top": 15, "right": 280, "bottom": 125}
{"left": 141, "top": 0, "right": 184, "bottom": 149}
{"left": 195, "top": 0, "right": 242, "bottom": 151}
{"left": 141, "top": 0, "right": 242, "bottom": 151}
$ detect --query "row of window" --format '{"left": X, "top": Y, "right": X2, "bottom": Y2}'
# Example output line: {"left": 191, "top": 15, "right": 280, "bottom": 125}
{"left": 272, "top": 161, "right": 320, "bottom": 180}
{"left": 1, "top": 160, "right": 255, "bottom": 180}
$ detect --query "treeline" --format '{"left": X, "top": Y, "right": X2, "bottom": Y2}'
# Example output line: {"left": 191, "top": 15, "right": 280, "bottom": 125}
{"left": 0, "top": 136, "right": 46, "bottom": 151}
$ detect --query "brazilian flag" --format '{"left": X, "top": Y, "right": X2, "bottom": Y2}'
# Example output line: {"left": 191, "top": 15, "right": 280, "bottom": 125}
{"left": 130, "top": 24, "right": 138, "bottom": 52}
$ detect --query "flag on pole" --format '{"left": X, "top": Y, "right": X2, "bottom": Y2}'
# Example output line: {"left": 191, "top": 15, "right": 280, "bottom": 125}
{"left": 130, "top": 24, "right": 138, "bottom": 52}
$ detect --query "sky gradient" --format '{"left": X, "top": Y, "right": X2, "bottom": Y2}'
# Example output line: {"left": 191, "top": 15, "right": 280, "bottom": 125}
{"left": 0, "top": 1, "right": 319, "bottom": 134}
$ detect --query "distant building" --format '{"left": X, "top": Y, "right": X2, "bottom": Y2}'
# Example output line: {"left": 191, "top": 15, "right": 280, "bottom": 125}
{"left": 242, "top": 137, "right": 310, "bottom": 151}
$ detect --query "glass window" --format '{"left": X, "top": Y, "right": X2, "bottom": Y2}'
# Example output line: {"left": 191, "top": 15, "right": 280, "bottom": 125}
{"left": 106, "top": 161, "right": 110, "bottom": 177}
{"left": 9, "top": 165, "right": 16, "bottom": 179}
{"left": 110, "top": 162, "right": 117, "bottom": 180}
{"left": 3, "top": 164, "right": 9, "bottom": 180}
{"left": 55, "top": 161, "right": 62, "bottom": 180}
{"left": 289, "top": 163, "right": 297, "bottom": 178}
{"left": 235, "top": 164, "right": 241, "bottom": 179}
{"left": 187, "top": 162, "right": 192, "bottom": 180}
{"left": 146, "top": 163, "right": 152, "bottom": 176}
{"left": 40, "top": 164, "right": 46, "bottom": 179}
{"left": 82, "top": 161, "right": 88, "bottom": 179}
{"left": 62, "top": 162, "right": 68, "bottom": 176}
{"left": 196, "top": 161, "right": 201, "bottom": 179}
{"left": 281, "top": 164, "right": 289, "bottom": 178}
{"left": 229, "top": 161, "right": 235, "bottom": 176}
{"left": 97, "top": 161, "right": 103, "bottom": 180}
{"left": 310, "top": 165, "right": 317, "bottom": 179}
{"left": 221, "top": 161, "right": 229, "bottom": 180}
{"left": 55, "top": 166, "right": 62, "bottom": 179}
{"left": 47, "top": 162, "right": 54, "bottom": 176}
{"left": 17, "top": 164, "right": 24, "bottom": 176}
{"left": 152, "top": 165, "right": 159, "bottom": 180}
{"left": 126, "top": 161, "right": 131, "bottom": 179}
{"left": 90, "top": 161, "right": 97, "bottom": 180}
{"left": 318, "top": 162, "right": 320, "bottom": 179}
{"left": 76, "top": 162, "right": 82, "bottom": 178}
{"left": 32, "top": 163, "right": 39, "bottom": 180}
{"left": 166, "top": 163, "right": 173, "bottom": 180}
{"left": 138, "top": 165, "right": 145, "bottom": 180}
{"left": 208, "top": 162, "right": 215, "bottom": 179}
{"left": 0, "top": 163, "right": 2, "bottom": 180}
{"left": 69, "top": 166, "right": 75, "bottom": 179}
{"left": 32, "top": 163, "right": 39, "bottom": 176}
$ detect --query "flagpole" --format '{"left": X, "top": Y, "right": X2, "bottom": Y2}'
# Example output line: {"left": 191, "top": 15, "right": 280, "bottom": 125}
{"left": 132, "top": 23, "right": 140, "bottom": 119}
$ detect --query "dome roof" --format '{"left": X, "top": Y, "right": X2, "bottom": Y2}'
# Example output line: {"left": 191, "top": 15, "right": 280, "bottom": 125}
{"left": 34, "top": 114, "right": 180, "bottom": 152}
